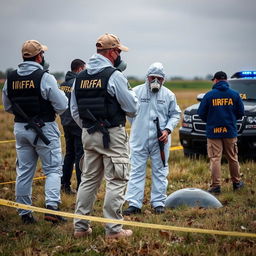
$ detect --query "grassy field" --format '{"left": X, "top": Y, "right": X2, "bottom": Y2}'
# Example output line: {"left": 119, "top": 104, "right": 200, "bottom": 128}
{"left": 0, "top": 86, "right": 255, "bottom": 256}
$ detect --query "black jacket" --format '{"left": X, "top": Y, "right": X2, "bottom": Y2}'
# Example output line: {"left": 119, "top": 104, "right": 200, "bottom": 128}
{"left": 60, "top": 71, "right": 82, "bottom": 135}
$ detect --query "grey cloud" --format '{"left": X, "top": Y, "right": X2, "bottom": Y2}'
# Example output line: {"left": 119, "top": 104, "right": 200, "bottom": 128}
{"left": 0, "top": 0, "right": 255, "bottom": 79}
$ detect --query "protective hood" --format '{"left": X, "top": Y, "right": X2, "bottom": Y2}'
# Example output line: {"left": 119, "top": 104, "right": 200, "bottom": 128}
{"left": 146, "top": 62, "right": 166, "bottom": 93}
{"left": 86, "top": 53, "right": 113, "bottom": 75}
{"left": 65, "top": 71, "right": 76, "bottom": 82}
{"left": 212, "top": 80, "right": 229, "bottom": 91}
{"left": 17, "top": 61, "right": 43, "bottom": 76}
{"left": 146, "top": 62, "right": 166, "bottom": 80}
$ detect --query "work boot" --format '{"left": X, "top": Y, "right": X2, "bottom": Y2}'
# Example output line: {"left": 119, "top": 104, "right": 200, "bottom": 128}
{"left": 61, "top": 185, "right": 76, "bottom": 195}
{"left": 123, "top": 206, "right": 141, "bottom": 216}
{"left": 154, "top": 206, "right": 165, "bottom": 214}
{"left": 74, "top": 227, "right": 92, "bottom": 238}
{"left": 106, "top": 229, "right": 133, "bottom": 239}
{"left": 233, "top": 181, "right": 244, "bottom": 191}
{"left": 21, "top": 212, "right": 37, "bottom": 224}
{"left": 208, "top": 186, "right": 221, "bottom": 194}
{"left": 44, "top": 205, "right": 67, "bottom": 224}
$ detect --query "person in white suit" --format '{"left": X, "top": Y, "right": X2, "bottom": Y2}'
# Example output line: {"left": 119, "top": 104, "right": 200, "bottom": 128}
{"left": 124, "top": 62, "right": 181, "bottom": 215}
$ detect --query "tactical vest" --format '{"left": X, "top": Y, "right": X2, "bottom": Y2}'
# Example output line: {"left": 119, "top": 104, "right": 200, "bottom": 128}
{"left": 59, "top": 76, "right": 77, "bottom": 126}
{"left": 7, "top": 69, "right": 55, "bottom": 122}
{"left": 75, "top": 67, "right": 126, "bottom": 128}
{"left": 60, "top": 80, "right": 74, "bottom": 96}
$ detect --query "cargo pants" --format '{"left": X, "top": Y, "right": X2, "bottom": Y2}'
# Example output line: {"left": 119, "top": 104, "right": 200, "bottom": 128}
{"left": 14, "top": 122, "right": 63, "bottom": 216}
{"left": 207, "top": 137, "right": 241, "bottom": 187}
{"left": 74, "top": 126, "right": 130, "bottom": 235}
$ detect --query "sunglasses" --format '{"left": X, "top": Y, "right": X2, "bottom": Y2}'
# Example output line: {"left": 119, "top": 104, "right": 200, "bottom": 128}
{"left": 113, "top": 48, "right": 121, "bottom": 54}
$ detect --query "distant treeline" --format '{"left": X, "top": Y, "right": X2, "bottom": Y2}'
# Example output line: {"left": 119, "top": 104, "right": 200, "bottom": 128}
{"left": 0, "top": 68, "right": 214, "bottom": 82}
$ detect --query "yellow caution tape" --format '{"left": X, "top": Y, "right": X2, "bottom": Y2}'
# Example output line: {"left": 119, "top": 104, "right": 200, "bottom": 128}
{"left": 0, "top": 136, "right": 64, "bottom": 145}
{"left": 170, "top": 145, "right": 183, "bottom": 151}
{"left": 0, "top": 139, "right": 16, "bottom": 144}
{"left": 0, "top": 199, "right": 255, "bottom": 238}
{"left": 0, "top": 176, "right": 46, "bottom": 185}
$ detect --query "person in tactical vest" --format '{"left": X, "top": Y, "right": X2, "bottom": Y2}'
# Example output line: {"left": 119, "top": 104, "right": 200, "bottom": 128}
{"left": 71, "top": 33, "right": 138, "bottom": 239}
{"left": 60, "top": 59, "right": 86, "bottom": 194}
{"left": 2, "top": 40, "right": 68, "bottom": 224}
{"left": 198, "top": 71, "right": 245, "bottom": 194}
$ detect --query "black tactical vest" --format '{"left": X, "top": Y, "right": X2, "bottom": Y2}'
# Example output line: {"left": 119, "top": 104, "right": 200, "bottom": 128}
{"left": 7, "top": 69, "right": 55, "bottom": 122}
{"left": 75, "top": 67, "right": 126, "bottom": 128}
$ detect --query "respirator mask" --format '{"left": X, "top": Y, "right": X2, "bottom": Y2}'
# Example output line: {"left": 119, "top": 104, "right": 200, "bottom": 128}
{"left": 148, "top": 77, "right": 163, "bottom": 93}
{"left": 114, "top": 55, "right": 127, "bottom": 72}
{"left": 40, "top": 57, "right": 46, "bottom": 69}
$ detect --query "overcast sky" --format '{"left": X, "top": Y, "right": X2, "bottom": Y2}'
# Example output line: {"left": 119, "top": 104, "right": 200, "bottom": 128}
{"left": 0, "top": 0, "right": 256, "bottom": 79}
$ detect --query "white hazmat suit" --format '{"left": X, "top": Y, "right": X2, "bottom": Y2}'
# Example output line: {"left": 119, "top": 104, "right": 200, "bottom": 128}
{"left": 125, "top": 63, "right": 181, "bottom": 209}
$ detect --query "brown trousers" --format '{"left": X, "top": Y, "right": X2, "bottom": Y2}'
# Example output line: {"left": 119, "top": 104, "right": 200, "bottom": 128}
{"left": 207, "top": 137, "right": 241, "bottom": 187}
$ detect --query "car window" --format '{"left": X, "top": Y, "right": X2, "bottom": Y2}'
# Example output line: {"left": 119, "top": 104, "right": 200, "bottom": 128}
{"left": 228, "top": 80, "right": 256, "bottom": 100}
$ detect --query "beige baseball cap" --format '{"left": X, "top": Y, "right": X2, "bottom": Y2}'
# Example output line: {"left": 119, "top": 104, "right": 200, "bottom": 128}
{"left": 96, "top": 33, "right": 128, "bottom": 52}
{"left": 22, "top": 40, "right": 48, "bottom": 58}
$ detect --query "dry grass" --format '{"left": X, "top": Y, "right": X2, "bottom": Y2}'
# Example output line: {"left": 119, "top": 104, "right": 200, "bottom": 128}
{"left": 0, "top": 89, "right": 256, "bottom": 256}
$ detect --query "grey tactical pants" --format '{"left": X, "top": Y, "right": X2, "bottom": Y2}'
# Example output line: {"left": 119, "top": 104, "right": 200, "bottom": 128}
{"left": 14, "top": 122, "right": 63, "bottom": 215}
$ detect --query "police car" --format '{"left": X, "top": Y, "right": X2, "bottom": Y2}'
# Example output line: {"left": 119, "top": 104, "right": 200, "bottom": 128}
{"left": 179, "top": 71, "right": 256, "bottom": 159}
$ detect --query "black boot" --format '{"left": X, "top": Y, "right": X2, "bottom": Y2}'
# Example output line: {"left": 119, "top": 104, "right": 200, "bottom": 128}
{"left": 208, "top": 186, "right": 221, "bottom": 194}
{"left": 233, "top": 181, "right": 244, "bottom": 191}
{"left": 123, "top": 206, "right": 141, "bottom": 216}
{"left": 44, "top": 205, "right": 67, "bottom": 224}
{"left": 21, "top": 212, "right": 37, "bottom": 224}
{"left": 154, "top": 206, "right": 165, "bottom": 214}
{"left": 61, "top": 184, "right": 76, "bottom": 195}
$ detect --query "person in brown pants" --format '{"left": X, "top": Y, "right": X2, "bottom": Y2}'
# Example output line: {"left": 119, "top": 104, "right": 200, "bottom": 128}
{"left": 198, "top": 71, "right": 245, "bottom": 194}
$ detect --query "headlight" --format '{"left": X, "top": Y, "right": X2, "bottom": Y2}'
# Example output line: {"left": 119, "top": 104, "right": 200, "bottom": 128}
{"left": 183, "top": 114, "right": 192, "bottom": 123}
{"left": 247, "top": 116, "right": 256, "bottom": 124}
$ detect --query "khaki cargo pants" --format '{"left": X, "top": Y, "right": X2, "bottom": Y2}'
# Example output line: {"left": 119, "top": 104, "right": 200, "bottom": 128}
{"left": 207, "top": 137, "right": 241, "bottom": 187}
{"left": 74, "top": 126, "right": 130, "bottom": 235}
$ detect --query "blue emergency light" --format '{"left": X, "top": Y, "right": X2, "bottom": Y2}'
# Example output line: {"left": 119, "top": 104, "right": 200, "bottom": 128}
{"left": 231, "top": 71, "right": 256, "bottom": 79}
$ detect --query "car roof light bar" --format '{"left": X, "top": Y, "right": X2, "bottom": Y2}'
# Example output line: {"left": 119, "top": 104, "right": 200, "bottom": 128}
{"left": 231, "top": 71, "right": 256, "bottom": 79}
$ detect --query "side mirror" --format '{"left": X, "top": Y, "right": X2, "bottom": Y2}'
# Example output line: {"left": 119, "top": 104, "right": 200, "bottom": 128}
{"left": 197, "top": 93, "right": 205, "bottom": 102}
